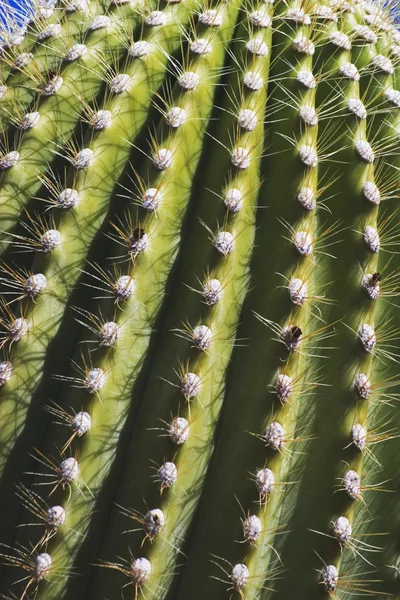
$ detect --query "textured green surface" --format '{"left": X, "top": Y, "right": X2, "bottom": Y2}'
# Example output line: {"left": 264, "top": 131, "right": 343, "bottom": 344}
{"left": 0, "top": 0, "right": 399, "bottom": 599}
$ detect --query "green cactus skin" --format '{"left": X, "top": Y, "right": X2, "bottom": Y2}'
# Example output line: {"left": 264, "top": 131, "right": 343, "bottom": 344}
{"left": 0, "top": 2, "right": 139, "bottom": 254}
{"left": 9, "top": 6, "right": 244, "bottom": 598}
{"left": 0, "top": 0, "right": 194, "bottom": 548}
{"left": 87, "top": 8, "right": 269, "bottom": 599}
{"left": 0, "top": 0, "right": 399, "bottom": 599}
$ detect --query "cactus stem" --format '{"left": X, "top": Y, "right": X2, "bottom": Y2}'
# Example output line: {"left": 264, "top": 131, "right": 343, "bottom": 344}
{"left": 0, "top": 0, "right": 399, "bottom": 597}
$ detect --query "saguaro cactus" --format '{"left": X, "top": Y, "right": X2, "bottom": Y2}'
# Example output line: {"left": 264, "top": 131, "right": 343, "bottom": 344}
{"left": 0, "top": 0, "right": 399, "bottom": 598}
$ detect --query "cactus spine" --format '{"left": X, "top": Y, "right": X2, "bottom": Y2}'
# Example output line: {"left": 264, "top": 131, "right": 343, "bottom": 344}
{"left": 0, "top": 0, "right": 399, "bottom": 599}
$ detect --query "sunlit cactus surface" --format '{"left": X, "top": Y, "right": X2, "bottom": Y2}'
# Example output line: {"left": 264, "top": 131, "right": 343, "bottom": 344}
{"left": 0, "top": 0, "right": 399, "bottom": 598}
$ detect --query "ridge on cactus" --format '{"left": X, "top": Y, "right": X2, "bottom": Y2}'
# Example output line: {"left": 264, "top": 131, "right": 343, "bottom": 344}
{"left": 0, "top": 0, "right": 399, "bottom": 598}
